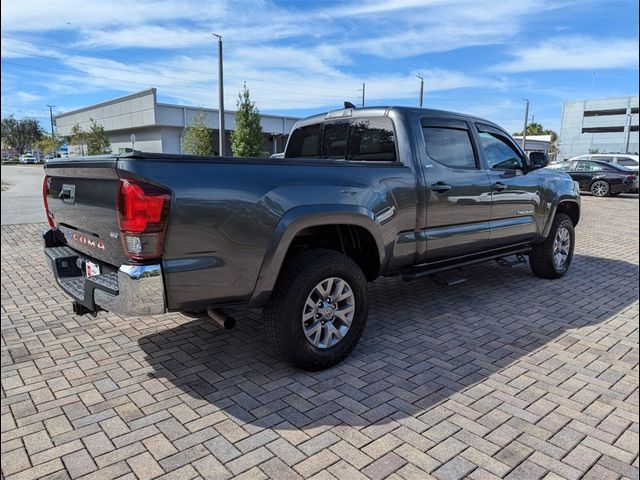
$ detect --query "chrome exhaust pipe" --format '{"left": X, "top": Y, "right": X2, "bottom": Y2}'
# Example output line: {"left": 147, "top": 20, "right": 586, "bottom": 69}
{"left": 206, "top": 308, "right": 236, "bottom": 329}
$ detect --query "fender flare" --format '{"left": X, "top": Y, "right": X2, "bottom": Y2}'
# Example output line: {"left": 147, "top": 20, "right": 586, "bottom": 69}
{"left": 542, "top": 196, "right": 580, "bottom": 238}
{"left": 248, "top": 204, "right": 385, "bottom": 307}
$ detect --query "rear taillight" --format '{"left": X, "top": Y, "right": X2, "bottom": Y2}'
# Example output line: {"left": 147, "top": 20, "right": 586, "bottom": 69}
{"left": 117, "top": 179, "right": 170, "bottom": 260}
{"left": 625, "top": 175, "right": 637, "bottom": 182}
{"left": 42, "top": 175, "right": 55, "bottom": 227}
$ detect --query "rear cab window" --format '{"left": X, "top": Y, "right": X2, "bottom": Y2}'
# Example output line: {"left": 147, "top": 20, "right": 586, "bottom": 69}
{"left": 285, "top": 117, "right": 397, "bottom": 162}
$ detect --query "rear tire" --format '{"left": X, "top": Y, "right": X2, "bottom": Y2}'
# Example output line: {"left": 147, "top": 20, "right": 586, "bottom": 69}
{"left": 590, "top": 180, "right": 610, "bottom": 197}
{"left": 264, "top": 249, "right": 368, "bottom": 371}
{"left": 529, "top": 213, "right": 575, "bottom": 279}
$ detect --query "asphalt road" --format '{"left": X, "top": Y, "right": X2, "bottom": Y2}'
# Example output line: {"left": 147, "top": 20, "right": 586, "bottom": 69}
{"left": 1, "top": 164, "right": 47, "bottom": 225}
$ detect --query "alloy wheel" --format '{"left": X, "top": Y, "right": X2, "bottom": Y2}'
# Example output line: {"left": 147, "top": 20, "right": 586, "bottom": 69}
{"left": 301, "top": 277, "right": 355, "bottom": 349}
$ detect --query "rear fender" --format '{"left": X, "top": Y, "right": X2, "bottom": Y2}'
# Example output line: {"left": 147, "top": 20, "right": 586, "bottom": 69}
{"left": 248, "top": 205, "right": 385, "bottom": 307}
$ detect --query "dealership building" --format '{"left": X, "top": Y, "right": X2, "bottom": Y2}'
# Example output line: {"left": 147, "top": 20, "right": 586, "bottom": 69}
{"left": 54, "top": 88, "right": 299, "bottom": 156}
{"left": 558, "top": 95, "right": 639, "bottom": 160}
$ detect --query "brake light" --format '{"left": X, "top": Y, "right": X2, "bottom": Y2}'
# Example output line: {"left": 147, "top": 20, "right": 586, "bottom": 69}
{"left": 42, "top": 176, "right": 55, "bottom": 227}
{"left": 117, "top": 179, "right": 170, "bottom": 260}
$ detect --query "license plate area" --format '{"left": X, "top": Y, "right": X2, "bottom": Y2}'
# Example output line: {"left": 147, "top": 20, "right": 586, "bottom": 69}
{"left": 85, "top": 260, "right": 101, "bottom": 278}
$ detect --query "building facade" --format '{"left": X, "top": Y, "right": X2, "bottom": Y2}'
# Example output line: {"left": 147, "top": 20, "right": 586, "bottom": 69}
{"left": 54, "top": 89, "right": 299, "bottom": 156}
{"left": 558, "top": 95, "right": 639, "bottom": 160}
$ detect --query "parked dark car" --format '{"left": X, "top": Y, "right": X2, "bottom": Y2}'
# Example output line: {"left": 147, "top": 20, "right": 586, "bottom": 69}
{"left": 546, "top": 159, "right": 638, "bottom": 197}
{"left": 43, "top": 106, "right": 581, "bottom": 370}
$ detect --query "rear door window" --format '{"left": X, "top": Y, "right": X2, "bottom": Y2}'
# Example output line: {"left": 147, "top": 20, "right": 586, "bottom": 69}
{"left": 575, "top": 161, "right": 603, "bottom": 172}
{"left": 422, "top": 127, "right": 477, "bottom": 168}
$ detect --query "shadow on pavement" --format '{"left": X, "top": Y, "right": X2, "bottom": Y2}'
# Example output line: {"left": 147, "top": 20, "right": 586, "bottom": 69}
{"left": 139, "top": 253, "right": 638, "bottom": 429}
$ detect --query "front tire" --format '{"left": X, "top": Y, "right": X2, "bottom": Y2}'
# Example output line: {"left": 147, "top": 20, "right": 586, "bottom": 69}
{"left": 590, "top": 180, "right": 610, "bottom": 197}
{"left": 529, "top": 213, "right": 575, "bottom": 279}
{"left": 264, "top": 249, "right": 368, "bottom": 371}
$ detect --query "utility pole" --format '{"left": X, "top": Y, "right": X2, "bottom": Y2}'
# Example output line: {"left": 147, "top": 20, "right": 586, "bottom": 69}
{"left": 47, "top": 105, "right": 55, "bottom": 136}
{"left": 360, "top": 83, "right": 365, "bottom": 107}
{"left": 589, "top": 71, "right": 595, "bottom": 100}
{"left": 213, "top": 33, "right": 225, "bottom": 156}
{"left": 522, "top": 99, "right": 529, "bottom": 151}
{"left": 624, "top": 113, "right": 632, "bottom": 153}
{"left": 416, "top": 76, "right": 424, "bottom": 107}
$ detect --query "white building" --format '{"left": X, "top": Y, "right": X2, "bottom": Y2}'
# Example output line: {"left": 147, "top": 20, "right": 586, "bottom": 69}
{"left": 54, "top": 88, "right": 299, "bottom": 156}
{"left": 558, "top": 95, "right": 639, "bottom": 160}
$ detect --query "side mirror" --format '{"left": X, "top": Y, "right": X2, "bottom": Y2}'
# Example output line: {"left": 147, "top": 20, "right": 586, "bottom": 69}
{"left": 528, "top": 151, "right": 549, "bottom": 170}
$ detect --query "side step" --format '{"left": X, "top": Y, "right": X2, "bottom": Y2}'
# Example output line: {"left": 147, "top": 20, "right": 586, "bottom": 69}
{"left": 429, "top": 269, "right": 467, "bottom": 286}
{"left": 495, "top": 254, "right": 528, "bottom": 267}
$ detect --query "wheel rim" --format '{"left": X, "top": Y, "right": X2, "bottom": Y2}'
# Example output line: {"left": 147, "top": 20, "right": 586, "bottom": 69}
{"left": 301, "top": 277, "right": 355, "bottom": 349}
{"left": 592, "top": 181, "right": 608, "bottom": 197}
{"left": 553, "top": 226, "right": 571, "bottom": 268}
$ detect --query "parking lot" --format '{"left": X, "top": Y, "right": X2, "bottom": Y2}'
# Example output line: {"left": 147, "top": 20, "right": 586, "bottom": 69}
{"left": 1, "top": 194, "right": 638, "bottom": 479}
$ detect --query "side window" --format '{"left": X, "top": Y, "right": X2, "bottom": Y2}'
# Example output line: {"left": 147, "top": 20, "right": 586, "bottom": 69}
{"left": 575, "top": 161, "right": 602, "bottom": 172}
{"left": 422, "top": 127, "right": 476, "bottom": 168}
{"left": 592, "top": 155, "right": 613, "bottom": 162}
{"left": 346, "top": 118, "right": 396, "bottom": 161}
{"left": 285, "top": 124, "right": 322, "bottom": 158}
{"left": 547, "top": 162, "right": 573, "bottom": 172}
{"left": 478, "top": 131, "right": 524, "bottom": 170}
{"left": 617, "top": 157, "right": 638, "bottom": 167}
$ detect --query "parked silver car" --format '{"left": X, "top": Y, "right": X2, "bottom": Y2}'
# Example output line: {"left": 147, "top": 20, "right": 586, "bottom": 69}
{"left": 568, "top": 154, "right": 639, "bottom": 172}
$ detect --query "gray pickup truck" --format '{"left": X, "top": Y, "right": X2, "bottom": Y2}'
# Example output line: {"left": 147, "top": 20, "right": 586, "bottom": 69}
{"left": 43, "top": 106, "right": 580, "bottom": 370}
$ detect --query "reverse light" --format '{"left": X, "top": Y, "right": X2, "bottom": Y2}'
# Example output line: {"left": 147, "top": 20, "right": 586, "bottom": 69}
{"left": 43, "top": 175, "right": 55, "bottom": 227}
{"left": 117, "top": 179, "right": 171, "bottom": 260}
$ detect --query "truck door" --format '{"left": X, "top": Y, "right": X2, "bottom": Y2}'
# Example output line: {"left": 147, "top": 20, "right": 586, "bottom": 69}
{"left": 420, "top": 117, "right": 493, "bottom": 261}
{"left": 474, "top": 123, "right": 541, "bottom": 247}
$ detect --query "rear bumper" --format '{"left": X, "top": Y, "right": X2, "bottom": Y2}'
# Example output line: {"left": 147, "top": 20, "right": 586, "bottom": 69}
{"left": 43, "top": 229, "right": 166, "bottom": 317}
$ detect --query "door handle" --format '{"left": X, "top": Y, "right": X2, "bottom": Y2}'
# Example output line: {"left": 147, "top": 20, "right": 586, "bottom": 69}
{"left": 430, "top": 182, "right": 452, "bottom": 193}
{"left": 492, "top": 182, "right": 508, "bottom": 192}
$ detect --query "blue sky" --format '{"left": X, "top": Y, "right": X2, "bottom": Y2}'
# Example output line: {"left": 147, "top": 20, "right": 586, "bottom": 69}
{"left": 1, "top": 0, "right": 638, "bottom": 134}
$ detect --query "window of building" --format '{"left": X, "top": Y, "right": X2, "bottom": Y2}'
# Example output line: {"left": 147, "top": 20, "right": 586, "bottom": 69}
{"left": 477, "top": 131, "right": 524, "bottom": 170}
{"left": 581, "top": 126, "right": 625, "bottom": 133}
{"left": 422, "top": 127, "right": 476, "bottom": 168}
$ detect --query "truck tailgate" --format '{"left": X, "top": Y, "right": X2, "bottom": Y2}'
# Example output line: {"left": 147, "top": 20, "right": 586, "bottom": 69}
{"left": 45, "top": 157, "right": 127, "bottom": 266}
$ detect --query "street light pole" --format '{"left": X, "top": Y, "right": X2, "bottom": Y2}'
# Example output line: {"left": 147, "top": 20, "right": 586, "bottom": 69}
{"left": 522, "top": 99, "right": 529, "bottom": 151}
{"left": 213, "top": 33, "right": 225, "bottom": 156}
{"left": 360, "top": 83, "right": 365, "bottom": 107}
{"left": 416, "top": 76, "right": 424, "bottom": 107}
{"left": 47, "top": 105, "right": 55, "bottom": 136}
{"left": 624, "top": 113, "right": 632, "bottom": 154}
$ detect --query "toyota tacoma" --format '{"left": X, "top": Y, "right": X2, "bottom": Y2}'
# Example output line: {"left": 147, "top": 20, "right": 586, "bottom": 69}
{"left": 43, "top": 106, "right": 580, "bottom": 370}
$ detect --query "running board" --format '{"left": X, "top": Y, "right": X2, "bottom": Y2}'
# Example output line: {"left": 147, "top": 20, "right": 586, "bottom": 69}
{"left": 401, "top": 248, "right": 531, "bottom": 282}
{"left": 495, "top": 253, "right": 528, "bottom": 267}
{"left": 429, "top": 269, "right": 467, "bottom": 286}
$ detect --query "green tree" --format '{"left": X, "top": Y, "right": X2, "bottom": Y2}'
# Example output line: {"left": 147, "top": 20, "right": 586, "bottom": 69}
{"left": 1, "top": 115, "right": 44, "bottom": 154}
{"left": 69, "top": 123, "right": 87, "bottom": 155}
{"left": 182, "top": 111, "right": 213, "bottom": 155}
{"left": 513, "top": 122, "right": 559, "bottom": 156}
{"left": 230, "top": 84, "right": 265, "bottom": 157}
{"left": 35, "top": 134, "right": 62, "bottom": 157}
{"left": 86, "top": 119, "right": 111, "bottom": 155}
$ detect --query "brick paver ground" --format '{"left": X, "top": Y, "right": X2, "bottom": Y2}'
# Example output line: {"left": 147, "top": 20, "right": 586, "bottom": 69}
{"left": 1, "top": 195, "right": 638, "bottom": 479}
